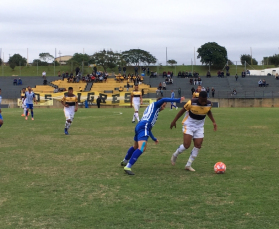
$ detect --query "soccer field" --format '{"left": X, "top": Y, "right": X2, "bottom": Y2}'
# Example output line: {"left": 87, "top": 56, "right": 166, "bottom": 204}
{"left": 0, "top": 107, "right": 278, "bottom": 228}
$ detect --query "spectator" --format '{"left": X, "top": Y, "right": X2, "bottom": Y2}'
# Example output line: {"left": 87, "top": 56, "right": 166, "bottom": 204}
{"left": 96, "top": 96, "right": 101, "bottom": 108}
{"left": 178, "top": 71, "right": 182, "bottom": 77}
{"left": 62, "top": 71, "right": 65, "bottom": 80}
{"left": 191, "top": 87, "right": 195, "bottom": 95}
{"left": 246, "top": 69, "right": 250, "bottom": 76}
{"left": 194, "top": 78, "right": 197, "bottom": 85}
{"left": 206, "top": 71, "right": 211, "bottom": 78}
{"left": 235, "top": 74, "right": 238, "bottom": 81}
{"left": 53, "top": 87, "right": 58, "bottom": 93}
{"left": 206, "top": 87, "right": 210, "bottom": 98}
{"left": 123, "top": 66, "right": 126, "bottom": 74}
{"left": 178, "top": 88, "right": 181, "bottom": 97}
{"left": 79, "top": 87, "right": 83, "bottom": 92}
{"left": 75, "top": 66, "right": 80, "bottom": 76}
{"left": 197, "top": 77, "right": 202, "bottom": 85}
{"left": 119, "top": 86, "right": 123, "bottom": 92}
{"left": 147, "top": 67, "right": 150, "bottom": 76}
{"left": 134, "top": 66, "right": 138, "bottom": 75}
{"left": 18, "top": 78, "right": 22, "bottom": 85}
{"left": 93, "top": 66, "right": 97, "bottom": 74}
{"left": 189, "top": 78, "right": 193, "bottom": 85}
{"left": 99, "top": 75, "right": 104, "bottom": 82}
{"left": 275, "top": 73, "right": 279, "bottom": 80}
{"left": 211, "top": 87, "right": 215, "bottom": 98}
{"left": 258, "top": 79, "right": 262, "bottom": 87}
{"left": 158, "top": 82, "right": 162, "bottom": 90}
{"left": 73, "top": 75, "right": 77, "bottom": 83}
{"left": 162, "top": 81, "right": 166, "bottom": 90}
{"left": 42, "top": 71, "right": 46, "bottom": 79}
{"left": 58, "top": 71, "right": 61, "bottom": 77}
{"left": 13, "top": 78, "right": 17, "bottom": 85}
{"left": 126, "top": 82, "right": 130, "bottom": 91}
{"left": 142, "top": 67, "right": 146, "bottom": 74}
{"left": 43, "top": 79, "right": 47, "bottom": 85}
{"left": 262, "top": 79, "right": 267, "bottom": 87}
{"left": 231, "top": 89, "right": 237, "bottom": 96}
{"left": 118, "top": 66, "right": 122, "bottom": 74}
{"left": 225, "top": 65, "right": 230, "bottom": 74}
{"left": 241, "top": 70, "right": 246, "bottom": 78}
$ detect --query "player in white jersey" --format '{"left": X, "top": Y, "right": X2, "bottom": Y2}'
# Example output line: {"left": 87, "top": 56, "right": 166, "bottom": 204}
{"left": 0, "top": 88, "right": 3, "bottom": 127}
{"left": 131, "top": 84, "right": 142, "bottom": 123}
{"left": 25, "top": 86, "right": 37, "bottom": 121}
{"left": 21, "top": 88, "right": 27, "bottom": 117}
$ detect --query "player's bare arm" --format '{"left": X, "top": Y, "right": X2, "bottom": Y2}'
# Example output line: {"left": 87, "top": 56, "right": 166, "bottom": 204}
{"left": 170, "top": 107, "right": 186, "bottom": 129}
{"left": 207, "top": 110, "right": 217, "bottom": 131}
{"left": 130, "top": 94, "right": 133, "bottom": 107}
{"left": 140, "top": 95, "right": 143, "bottom": 105}
{"left": 61, "top": 100, "right": 69, "bottom": 107}
{"left": 75, "top": 102, "right": 78, "bottom": 112}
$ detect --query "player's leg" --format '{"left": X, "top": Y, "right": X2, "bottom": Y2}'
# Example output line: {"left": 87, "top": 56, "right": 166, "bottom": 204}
{"left": 30, "top": 106, "right": 34, "bottom": 120}
{"left": 25, "top": 104, "right": 29, "bottom": 120}
{"left": 132, "top": 104, "right": 140, "bottom": 123}
{"left": 121, "top": 141, "right": 138, "bottom": 166}
{"left": 185, "top": 128, "right": 204, "bottom": 171}
{"left": 171, "top": 133, "right": 192, "bottom": 165}
{"left": 132, "top": 104, "right": 136, "bottom": 123}
{"left": 64, "top": 108, "right": 72, "bottom": 134}
{"left": 0, "top": 114, "right": 3, "bottom": 127}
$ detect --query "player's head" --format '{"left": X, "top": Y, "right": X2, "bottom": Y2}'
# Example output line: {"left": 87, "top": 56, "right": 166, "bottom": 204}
{"left": 156, "top": 98, "right": 166, "bottom": 111}
{"left": 134, "top": 84, "right": 138, "bottom": 90}
{"left": 197, "top": 85, "right": 202, "bottom": 92}
{"left": 68, "top": 87, "right": 73, "bottom": 95}
{"left": 22, "top": 88, "right": 26, "bottom": 92}
{"left": 198, "top": 91, "right": 208, "bottom": 105}
{"left": 27, "top": 86, "right": 31, "bottom": 92}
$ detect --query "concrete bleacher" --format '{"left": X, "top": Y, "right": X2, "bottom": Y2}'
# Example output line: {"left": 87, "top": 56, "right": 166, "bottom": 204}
{"left": 0, "top": 76, "right": 59, "bottom": 99}
{"left": 143, "top": 75, "right": 279, "bottom": 98}
{"left": 51, "top": 79, "right": 87, "bottom": 92}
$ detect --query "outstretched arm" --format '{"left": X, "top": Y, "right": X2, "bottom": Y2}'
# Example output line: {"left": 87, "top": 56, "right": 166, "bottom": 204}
{"left": 149, "top": 130, "right": 158, "bottom": 144}
{"left": 155, "top": 97, "right": 185, "bottom": 107}
{"left": 170, "top": 107, "right": 186, "bottom": 129}
{"left": 207, "top": 110, "right": 217, "bottom": 131}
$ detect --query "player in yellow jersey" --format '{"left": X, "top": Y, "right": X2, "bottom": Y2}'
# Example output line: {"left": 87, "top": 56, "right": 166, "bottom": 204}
{"left": 192, "top": 85, "right": 202, "bottom": 98}
{"left": 61, "top": 87, "right": 78, "bottom": 135}
{"left": 170, "top": 91, "right": 217, "bottom": 171}
{"left": 131, "top": 84, "right": 142, "bottom": 123}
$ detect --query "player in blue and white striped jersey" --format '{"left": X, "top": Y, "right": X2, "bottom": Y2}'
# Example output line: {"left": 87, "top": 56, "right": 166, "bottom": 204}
{"left": 170, "top": 90, "right": 178, "bottom": 110}
{"left": 0, "top": 88, "right": 3, "bottom": 127}
{"left": 24, "top": 86, "right": 37, "bottom": 121}
{"left": 121, "top": 96, "right": 185, "bottom": 175}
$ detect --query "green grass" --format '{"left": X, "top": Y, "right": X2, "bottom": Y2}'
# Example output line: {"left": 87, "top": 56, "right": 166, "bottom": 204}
{"left": 0, "top": 65, "right": 276, "bottom": 77}
{"left": 0, "top": 107, "right": 279, "bottom": 228}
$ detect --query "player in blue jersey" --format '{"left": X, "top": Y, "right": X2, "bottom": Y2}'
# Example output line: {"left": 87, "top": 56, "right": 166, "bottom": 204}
{"left": 25, "top": 86, "right": 37, "bottom": 121}
{"left": 170, "top": 90, "right": 178, "bottom": 110}
{"left": 0, "top": 88, "right": 3, "bottom": 127}
{"left": 120, "top": 96, "right": 185, "bottom": 175}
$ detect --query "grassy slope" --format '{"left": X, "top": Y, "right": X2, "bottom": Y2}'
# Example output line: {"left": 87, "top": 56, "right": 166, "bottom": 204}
{"left": 0, "top": 65, "right": 276, "bottom": 77}
{"left": 0, "top": 107, "right": 279, "bottom": 228}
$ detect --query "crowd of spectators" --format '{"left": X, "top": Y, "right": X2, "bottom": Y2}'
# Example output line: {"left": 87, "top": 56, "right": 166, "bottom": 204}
{"left": 13, "top": 78, "right": 23, "bottom": 85}
{"left": 258, "top": 79, "right": 268, "bottom": 87}
{"left": 115, "top": 74, "right": 144, "bottom": 85}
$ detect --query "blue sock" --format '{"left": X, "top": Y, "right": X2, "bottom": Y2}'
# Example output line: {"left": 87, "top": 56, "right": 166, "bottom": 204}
{"left": 125, "top": 146, "right": 136, "bottom": 160}
{"left": 127, "top": 149, "right": 143, "bottom": 168}
{"left": 31, "top": 111, "right": 34, "bottom": 118}
{"left": 26, "top": 110, "right": 28, "bottom": 116}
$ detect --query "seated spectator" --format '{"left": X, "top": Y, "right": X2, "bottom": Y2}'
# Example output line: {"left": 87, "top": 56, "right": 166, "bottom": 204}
{"left": 206, "top": 71, "right": 211, "bottom": 77}
{"left": 188, "top": 72, "right": 192, "bottom": 77}
{"left": 43, "top": 79, "right": 47, "bottom": 85}
{"left": 262, "top": 79, "right": 267, "bottom": 87}
{"left": 154, "top": 72, "right": 157, "bottom": 77}
{"left": 158, "top": 82, "right": 162, "bottom": 90}
{"left": 167, "top": 71, "right": 171, "bottom": 78}
{"left": 119, "top": 86, "right": 123, "bottom": 92}
{"left": 18, "top": 78, "right": 22, "bottom": 85}
{"left": 140, "top": 75, "right": 144, "bottom": 82}
{"left": 181, "top": 71, "right": 185, "bottom": 78}
{"left": 120, "top": 75, "right": 124, "bottom": 82}
{"left": 127, "top": 75, "right": 132, "bottom": 82}
{"left": 246, "top": 70, "right": 250, "bottom": 76}
{"left": 178, "top": 71, "right": 182, "bottom": 77}
{"left": 76, "top": 75, "right": 80, "bottom": 83}
{"left": 185, "top": 71, "right": 189, "bottom": 78}
{"left": 163, "top": 71, "right": 167, "bottom": 78}
{"left": 79, "top": 86, "right": 83, "bottom": 92}
{"left": 258, "top": 79, "right": 263, "bottom": 87}
{"left": 53, "top": 87, "right": 58, "bottom": 93}
{"left": 221, "top": 71, "right": 224, "bottom": 78}
{"left": 217, "top": 70, "right": 221, "bottom": 77}
{"left": 226, "top": 72, "right": 230, "bottom": 76}
{"left": 104, "top": 74, "right": 108, "bottom": 83}
{"left": 82, "top": 76, "right": 85, "bottom": 82}
{"left": 189, "top": 78, "right": 193, "bottom": 85}
{"left": 194, "top": 78, "right": 197, "bottom": 85}
{"left": 275, "top": 73, "right": 279, "bottom": 80}
{"left": 13, "top": 78, "right": 17, "bottom": 85}
{"left": 73, "top": 75, "right": 77, "bottom": 83}
{"left": 99, "top": 75, "right": 104, "bottom": 82}
{"left": 191, "top": 87, "right": 195, "bottom": 95}
{"left": 197, "top": 77, "right": 202, "bottom": 85}
{"left": 193, "top": 71, "right": 199, "bottom": 77}
{"left": 162, "top": 81, "right": 166, "bottom": 90}
{"left": 231, "top": 89, "right": 237, "bottom": 96}
{"left": 165, "top": 78, "right": 173, "bottom": 84}
{"left": 241, "top": 70, "right": 246, "bottom": 78}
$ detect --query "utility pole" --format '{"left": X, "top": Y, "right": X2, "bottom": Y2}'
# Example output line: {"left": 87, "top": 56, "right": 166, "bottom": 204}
{"left": 166, "top": 47, "right": 167, "bottom": 66}
{"left": 58, "top": 50, "right": 62, "bottom": 64}
{"left": 250, "top": 47, "right": 252, "bottom": 65}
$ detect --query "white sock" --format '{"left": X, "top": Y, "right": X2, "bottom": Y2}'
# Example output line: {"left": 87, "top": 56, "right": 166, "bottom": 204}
{"left": 23, "top": 108, "right": 26, "bottom": 115}
{"left": 173, "top": 144, "right": 186, "bottom": 157}
{"left": 135, "top": 112, "right": 140, "bottom": 121}
{"left": 186, "top": 147, "right": 199, "bottom": 167}
{"left": 65, "top": 121, "right": 71, "bottom": 129}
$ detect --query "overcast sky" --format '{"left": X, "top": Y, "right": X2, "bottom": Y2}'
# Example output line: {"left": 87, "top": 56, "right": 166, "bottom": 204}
{"left": 1, "top": 0, "right": 278, "bottom": 65}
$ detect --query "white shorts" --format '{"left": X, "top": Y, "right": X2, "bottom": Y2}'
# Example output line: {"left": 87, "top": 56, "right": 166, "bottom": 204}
{"left": 64, "top": 106, "right": 75, "bottom": 120}
{"left": 182, "top": 113, "right": 205, "bottom": 139}
{"left": 133, "top": 103, "right": 140, "bottom": 112}
{"left": 22, "top": 99, "right": 26, "bottom": 108}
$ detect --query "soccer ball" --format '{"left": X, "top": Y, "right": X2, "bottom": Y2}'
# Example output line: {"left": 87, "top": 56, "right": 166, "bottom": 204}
{"left": 214, "top": 162, "right": 226, "bottom": 174}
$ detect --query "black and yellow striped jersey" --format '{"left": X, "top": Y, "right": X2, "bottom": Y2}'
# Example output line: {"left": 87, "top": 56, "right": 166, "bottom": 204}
{"left": 192, "top": 92, "right": 199, "bottom": 98}
{"left": 184, "top": 98, "right": 212, "bottom": 120}
{"left": 21, "top": 92, "right": 25, "bottom": 99}
{"left": 132, "top": 90, "right": 142, "bottom": 97}
{"left": 61, "top": 94, "right": 78, "bottom": 106}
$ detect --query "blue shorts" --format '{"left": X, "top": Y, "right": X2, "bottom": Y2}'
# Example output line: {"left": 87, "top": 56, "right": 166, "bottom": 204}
{"left": 134, "top": 122, "right": 150, "bottom": 142}
{"left": 26, "top": 104, "right": 33, "bottom": 109}
{"left": 0, "top": 113, "right": 3, "bottom": 127}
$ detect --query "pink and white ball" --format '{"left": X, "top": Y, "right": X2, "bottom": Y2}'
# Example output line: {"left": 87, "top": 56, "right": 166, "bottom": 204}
{"left": 214, "top": 162, "right": 226, "bottom": 174}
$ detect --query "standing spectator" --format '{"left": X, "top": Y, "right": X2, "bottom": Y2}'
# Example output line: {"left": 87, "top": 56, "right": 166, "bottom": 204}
{"left": 42, "top": 71, "right": 46, "bottom": 79}
{"left": 235, "top": 74, "right": 238, "bottom": 81}
{"left": 142, "top": 66, "right": 146, "bottom": 74}
{"left": 93, "top": 66, "right": 97, "bottom": 75}
{"left": 96, "top": 96, "right": 101, "bottom": 108}
{"left": 225, "top": 65, "right": 230, "bottom": 75}
{"left": 147, "top": 67, "right": 150, "bottom": 76}
{"left": 75, "top": 66, "right": 80, "bottom": 76}
{"left": 134, "top": 66, "right": 138, "bottom": 75}
{"left": 118, "top": 66, "right": 122, "bottom": 74}
{"left": 126, "top": 82, "right": 130, "bottom": 91}
{"left": 211, "top": 87, "right": 215, "bottom": 98}
{"left": 191, "top": 87, "right": 195, "bottom": 95}
{"left": 206, "top": 71, "right": 211, "bottom": 77}
{"left": 206, "top": 87, "right": 210, "bottom": 98}
{"left": 246, "top": 69, "right": 250, "bottom": 76}
{"left": 123, "top": 66, "right": 126, "bottom": 74}
{"left": 241, "top": 70, "right": 246, "bottom": 78}
{"left": 178, "top": 88, "right": 181, "bottom": 97}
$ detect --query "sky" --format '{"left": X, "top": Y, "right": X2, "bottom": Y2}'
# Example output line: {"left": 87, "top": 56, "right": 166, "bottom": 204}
{"left": 1, "top": 0, "right": 278, "bottom": 65}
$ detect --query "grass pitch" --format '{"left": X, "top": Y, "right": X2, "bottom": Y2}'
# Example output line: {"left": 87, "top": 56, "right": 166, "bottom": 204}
{"left": 0, "top": 107, "right": 279, "bottom": 228}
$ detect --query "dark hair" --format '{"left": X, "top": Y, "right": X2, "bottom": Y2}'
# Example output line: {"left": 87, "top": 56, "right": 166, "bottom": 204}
{"left": 199, "top": 91, "right": 207, "bottom": 98}
{"left": 68, "top": 87, "right": 73, "bottom": 90}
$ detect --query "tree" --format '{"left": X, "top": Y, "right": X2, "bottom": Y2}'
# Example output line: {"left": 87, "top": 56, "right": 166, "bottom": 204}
{"left": 167, "top": 59, "right": 177, "bottom": 66}
{"left": 91, "top": 49, "right": 120, "bottom": 71}
{"left": 8, "top": 54, "right": 27, "bottom": 66}
{"left": 9, "top": 62, "right": 16, "bottom": 70}
{"left": 67, "top": 53, "right": 92, "bottom": 66}
{"left": 228, "top": 60, "right": 234, "bottom": 65}
{"left": 39, "top": 53, "right": 54, "bottom": 63}
{"left": 121, "top": 49, "right": 157, "bottom": 66}
{"left": 197, "top": 42, "right": 228, "bottom": 68}
{"left": 266, "top": 54, "right": 279, "bottom": 67}
{"left": 32, "top": 59, "right": 48, "bottom": 66}
{"left": 240, "top": 54, "right": 258, "bottom": 65}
